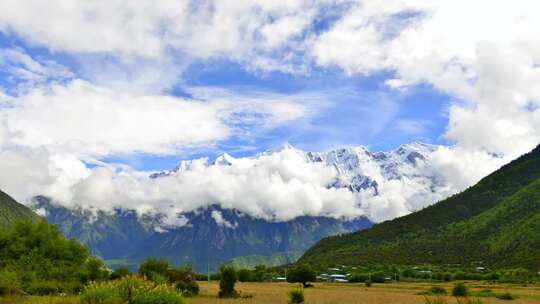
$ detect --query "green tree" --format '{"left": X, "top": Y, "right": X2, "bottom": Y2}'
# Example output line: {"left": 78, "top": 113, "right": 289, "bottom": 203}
{"left": 86, "top": 257, "right": 109, "bottom": 281}
{"left": 218, "top": 266, "right": 238, "bottom": 298}
{"left": 138, "top": 258, "right": 170, "bottom": 281}
{"left": 110, "top": 266, "right": 130, "bottom": 280}
{"left": 237, "top": 269, "right": 253, "bottom": 282}
{"left": 253, "top": 265, "right": 268, "bottom": 282}
{"left": 0, "top": 220, "right": 93, "bottom": 295}
{"left": 287, "top": 265, "right": 316, "bottom": 288}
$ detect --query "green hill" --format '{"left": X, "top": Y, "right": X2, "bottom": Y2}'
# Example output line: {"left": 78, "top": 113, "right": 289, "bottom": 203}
{"left": 0, "top": 189, "right": 40, "bottom": 228}
{"left": 299, "top": 144, "right": 540, "bottom": 270}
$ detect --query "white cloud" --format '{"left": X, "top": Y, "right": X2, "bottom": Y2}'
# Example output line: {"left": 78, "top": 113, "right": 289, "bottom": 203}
{"left": 0, "top": 0, "right": 315, "bottom": 68}
{"left": 2, "top": 80, "right": 229, "bottom": 157}
{"left": 311, "top": 0, "right": 540, "bottom": 158}
{"left": 0, "top": 0, "right": 539, "bottom": 225}
{"left": 1, "top": 80, "right": 310, "bottom": 158}
{"left": 8, "top": 146, "right": 363, "bottom": 223}
{"left": 211, "top": 210, "right": 237, "bottom": 229}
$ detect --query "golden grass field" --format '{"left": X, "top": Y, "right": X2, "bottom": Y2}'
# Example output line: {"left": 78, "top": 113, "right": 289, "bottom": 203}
{"left": 188, "top": 281, "right": 540, "bottom": 304}
{"left": 3, "top": 281, "right": 540, "bottom": 304}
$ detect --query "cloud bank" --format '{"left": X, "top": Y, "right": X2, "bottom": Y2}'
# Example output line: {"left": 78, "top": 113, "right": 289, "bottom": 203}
{"left": 0, "top": 1, "right": 539, "bottom": 225}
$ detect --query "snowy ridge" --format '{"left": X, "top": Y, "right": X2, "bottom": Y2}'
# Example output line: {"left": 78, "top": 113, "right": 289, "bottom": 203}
{"left": 149, "top": 142, "right": 450, "bottom": 221}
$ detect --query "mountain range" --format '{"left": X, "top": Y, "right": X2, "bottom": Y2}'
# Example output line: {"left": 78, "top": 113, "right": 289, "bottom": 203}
{"left": 299, "top": 144, "right": 540, "bottom": 270}
{"left": 31, "top": 142, "right": 452, "bottom": 271}
{"left": 34, "top": 197, "right": 370, "bottom": 271}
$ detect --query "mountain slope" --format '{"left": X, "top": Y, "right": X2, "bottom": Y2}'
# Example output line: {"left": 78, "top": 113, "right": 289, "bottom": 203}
{"left": 0, "top": 189, "right": 40, "bottom": 228}
{"left": 299, "top": 144, "right": 540, "bottom": 269}
{"left": 35, "top": 198, "right": 371, "bottom": 271}
{"left": 33, "top": 142, "right": 448, "bottom": 271}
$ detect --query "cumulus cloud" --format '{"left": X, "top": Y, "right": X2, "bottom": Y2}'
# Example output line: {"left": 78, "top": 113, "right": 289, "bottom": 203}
{"left": 0, "top": 80, "right": 310, "bottom": 158}
{"left": 311, "top": 0, "right": 540, "bottom": 156}
{"left": 6, "top": 146, "right": 363, "bottom": 223}
{"left": 0, "top": 0, "right": 539, "bottom": 225}
{"left": 0, "top": 0, "right": 316, "bottom": 72}
{"left": 1, "top": 140, "right": 468, "bottom": 224}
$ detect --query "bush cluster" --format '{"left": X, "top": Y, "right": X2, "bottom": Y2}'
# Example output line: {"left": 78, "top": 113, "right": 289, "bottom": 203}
{"left": 0, "top": 221, "right": 106, "bottom": 295}
{"left": 288, "top": 288, "right": 305, "bottom": 304}
{"left": 80, "top": 275, "right": 184, "bottom": 304}
{"left": 218, "top": 265, "right": 238, "bottom": 298}
{"left": 287, "top": 265, "right": 316, "bottom": 288}
{"left": 137, "top": 259, "right": 199, "bottom": 297}
{"left": 452, "top": 283, "right": 469, "bottom": 297}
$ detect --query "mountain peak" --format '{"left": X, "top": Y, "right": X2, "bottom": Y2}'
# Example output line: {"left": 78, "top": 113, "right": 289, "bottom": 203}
{"left": 277, "top": 142, "right": 296, "bottom": 152}
{"left": 213, "top": 153, "right": 235, "bottom": 166}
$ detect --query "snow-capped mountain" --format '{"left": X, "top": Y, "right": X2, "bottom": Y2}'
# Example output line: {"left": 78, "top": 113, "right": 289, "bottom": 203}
{"left": 34, "top": 142, "right": 454, "bottom": 271}
{"left": 149, "top": 142, "right": 447, "bottom": 221}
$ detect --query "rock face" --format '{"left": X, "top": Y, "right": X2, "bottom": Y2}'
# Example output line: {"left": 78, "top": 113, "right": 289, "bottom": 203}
{"left": 33, "top": 142, "right": 446, "bottom": 271}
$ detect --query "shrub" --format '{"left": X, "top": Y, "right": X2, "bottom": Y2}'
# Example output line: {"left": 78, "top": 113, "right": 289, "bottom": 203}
{"left": 85, "top": 257, "right": 109, "bottom": 282}
{"left": 80, "top": 281, "right": 122, "bottom": 304}
{"left": 0, "top": 221, "right": 90, "bottom": 294}
{"left": 288, "top": 288, "right": 305, "bottom": 304}
{"left": 138, "top": 259, "right": 170, "bottom": 281}
{"left": 26, "top": 280, "right": 61, "bottom": 295}
{"left": 427, "top": 286, "right": 447, "bottom": 295}
{"left": 443, "top": 273, "right": 452, "bottom": 282}
{"left": 175, "top": 281, "right": 199, "bottom": 297}
{"left": 0, "top": 271, "right": 22, "bottom": 296}
{"left": 496, "top": 292, "right": 516, "bottom": 300}
{"left": 452, "top": 283, "right": 469, "bottom": 297}
{"left": 131, "top": 285, "right": 184, "bottom": 304}
{"left": 116, "top": 276, "right": 154, "bottom": 303}
{"left": 81, "top": 276, "right": 184, "bottom": 304}
{"left": 237, "top": 269, "right": 253, "bottom": 282}
{"left": 218, "top": 266, "right": 238, "bottom": 298}
{"left": 365, "top": 280, "right": 372, "bottom": 287}
{"left": 287, "top": 265, "right": 316, "bottom": 288}
{"left": 500, "top": 268, "right": 533, "bottom": 283}
{"left": 253, "top": 265, "right": 269, "bottom": 282}
{"left": 110, "top": 266, "right": 130, "bottom": 280}
{"left": 453, "top": 271, "right": 467, "bottom": 280}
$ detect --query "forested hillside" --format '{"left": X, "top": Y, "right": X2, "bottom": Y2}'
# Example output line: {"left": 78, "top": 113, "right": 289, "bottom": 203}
{"left": 0, "top": 190, "right": 40, "bottom": 228}
{"left": 299, "top": 144, "right": 540, "bottom": 270}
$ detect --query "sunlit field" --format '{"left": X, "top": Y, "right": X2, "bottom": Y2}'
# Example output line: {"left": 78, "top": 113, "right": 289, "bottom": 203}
{"left": 5, "top": 281, "right": 540, "bottom": 304}
{"left": 188, "top": 281, "right": 540, "bottom": 304}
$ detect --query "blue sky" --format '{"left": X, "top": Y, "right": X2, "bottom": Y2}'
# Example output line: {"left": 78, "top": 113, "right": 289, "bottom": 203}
{"left": 0, "top": 1, "right": 538, "bottom": 213}
{"left": 107, "top": 66, "right": 451, "bottom": 171}
{"left": 0, "top": 31, "right": 452, "bottom": 171}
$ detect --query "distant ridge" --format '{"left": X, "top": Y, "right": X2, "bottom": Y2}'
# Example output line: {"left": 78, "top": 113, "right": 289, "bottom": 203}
{"left": 0, "top": 189, "right": 40, "bottom": 228}
{"left": 299, "top": 144, "right": 540, "bottom": 270}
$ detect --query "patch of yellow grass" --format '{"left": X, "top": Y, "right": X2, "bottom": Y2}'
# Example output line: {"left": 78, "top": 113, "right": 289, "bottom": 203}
{"left": 3, "top": 281, "right": 540, "bottom": 304}
{"left": 0, "top": 296, "right": 79, "bottom": 304}
{"left": 186, "top": 281, "right": 540, "bottom": 304}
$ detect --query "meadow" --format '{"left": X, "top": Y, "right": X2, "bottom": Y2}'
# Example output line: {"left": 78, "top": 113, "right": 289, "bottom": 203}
{"left": 4, "top": 281, "right": 540, "bottom": 304}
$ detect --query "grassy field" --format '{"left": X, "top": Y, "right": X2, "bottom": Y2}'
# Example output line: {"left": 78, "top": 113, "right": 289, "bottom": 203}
{"left": 3, "top": 281, "right": 540, "bottom": 304}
